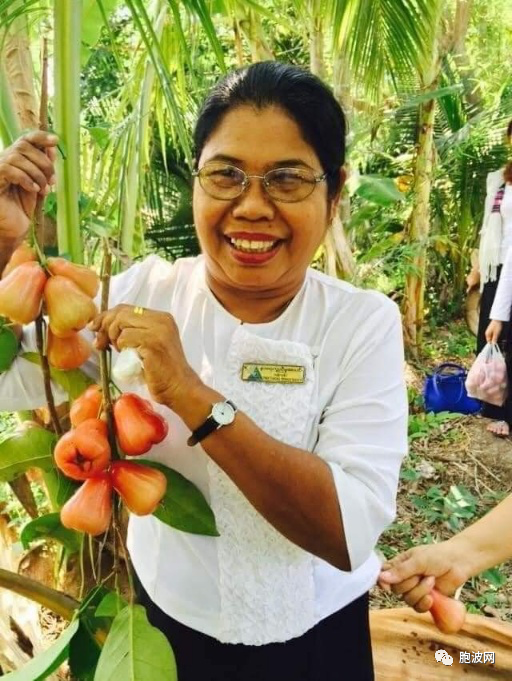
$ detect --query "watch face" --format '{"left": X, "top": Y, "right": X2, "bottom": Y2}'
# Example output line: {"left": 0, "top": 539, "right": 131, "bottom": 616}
{"left": 212, "top": 401, "right": 236, "bottom": 425}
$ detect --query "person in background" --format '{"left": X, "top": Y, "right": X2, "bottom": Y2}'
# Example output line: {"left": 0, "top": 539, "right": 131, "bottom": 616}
{"left": 0, "top": 62, "right": 407, "bottom": 681}
{"left": 378, "top": 493, "right": 512, "bottom": 612}
{"left": 469, "top": 119, "right": 512, "bottom": 436}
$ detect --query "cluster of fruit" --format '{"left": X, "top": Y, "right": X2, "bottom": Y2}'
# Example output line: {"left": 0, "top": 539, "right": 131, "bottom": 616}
{"left": 56, "top": 386, "right": 169, "bottom": 535}
{"left": 0, "top": 243, "right": 98, "bottom": 369}
{"left": 466, "top": 344, "right": 508, "bottom": 406}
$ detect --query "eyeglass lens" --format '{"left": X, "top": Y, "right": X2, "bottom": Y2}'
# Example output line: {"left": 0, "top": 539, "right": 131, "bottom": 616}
{"left": 197, "top": 163, "right": 323, "bottom": 202}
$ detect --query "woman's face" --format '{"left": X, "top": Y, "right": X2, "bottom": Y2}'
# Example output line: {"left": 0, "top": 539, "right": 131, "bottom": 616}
{"left": 193, "top": 105, "right": 340, "bottom": 298}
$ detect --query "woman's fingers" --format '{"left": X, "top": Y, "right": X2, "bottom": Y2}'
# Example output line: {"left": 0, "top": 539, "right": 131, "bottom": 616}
{"left": 90, "top": 305, "right": 153, "bottom": 350}
{"left": 0, "top": 133, "right": 58, "bottom": 193}
{"left": 0, "top": 165, "right": 41, "bottom": 193}
{"left": 21, "top": 130, "right": 59, "bottom": 149}
{"left": 380, "top": 550, "right": 423, "bottom": 585}
{"left": 387, "top": 574, "right": 421, "bottom": 596}
{"left": 397, "top": 575, "right": 436, "bottom": 610}
{"left": 413, "top": 592, "right": 434, "bottom": 613}
{"left": 485, "top": 320, "right": 502, "bottom": 344}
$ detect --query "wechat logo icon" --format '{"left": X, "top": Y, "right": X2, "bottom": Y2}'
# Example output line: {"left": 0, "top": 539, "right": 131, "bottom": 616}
{"left": 435, "top": 649, "right": 454, "bottom": 666}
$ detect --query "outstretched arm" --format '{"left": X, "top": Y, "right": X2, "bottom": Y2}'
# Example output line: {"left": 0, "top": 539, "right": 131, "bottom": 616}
{"left": 378, "top": 493, "right": 512, "bottom": 612}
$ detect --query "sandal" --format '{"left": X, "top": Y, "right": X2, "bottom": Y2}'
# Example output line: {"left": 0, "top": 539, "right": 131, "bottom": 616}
{"left": 486, "top": 420, "right": 510, "bottom": 438}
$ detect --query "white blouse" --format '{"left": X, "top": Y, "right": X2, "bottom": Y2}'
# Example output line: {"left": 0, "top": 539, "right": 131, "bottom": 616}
{"left": 490, "top": 243, "right": 512, "bottom": 321}
{"left": 0, "top": 255, "right": 408, "bottom": 645}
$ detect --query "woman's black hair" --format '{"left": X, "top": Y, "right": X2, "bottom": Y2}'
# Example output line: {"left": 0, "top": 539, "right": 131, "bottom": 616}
{"left": 507, "top": 119, "right": 512, "bottom": 139}
{"left": 193, "top": 61, "right": 346, "bottom": 200}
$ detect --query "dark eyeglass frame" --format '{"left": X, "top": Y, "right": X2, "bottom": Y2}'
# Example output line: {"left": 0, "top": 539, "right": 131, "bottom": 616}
{"left": 192, "top": 163, "right": 327, "bottom": 203}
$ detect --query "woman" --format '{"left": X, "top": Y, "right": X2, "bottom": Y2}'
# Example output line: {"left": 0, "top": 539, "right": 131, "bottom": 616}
{"left": 0, "top": 62, "right": 407, "bottom": 680}
{"left": 472, "top": 119, "right": 512, "bottom": 436}
{"left": 378, "top": 493, "right": 512, "bottom": 612}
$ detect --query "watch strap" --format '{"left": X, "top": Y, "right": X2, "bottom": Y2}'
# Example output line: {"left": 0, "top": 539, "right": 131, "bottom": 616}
{"left": 187, "top": 400, "right": 237, "bottom": 446}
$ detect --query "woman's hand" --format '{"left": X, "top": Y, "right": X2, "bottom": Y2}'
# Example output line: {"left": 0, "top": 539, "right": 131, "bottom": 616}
{"left": 466, "top": 267, "right": 480, "bottom": 292}
{"left": 89, "top": 304, "right": 201, "bottom": 407}
{"left": 378, "top": 540, "right": 471, "bottom": 613}
{"left": 0, "top": 132, "right": 58, "bottom": 245}
{"left": 485, "top": 319, "right": 503, "bottom": 344}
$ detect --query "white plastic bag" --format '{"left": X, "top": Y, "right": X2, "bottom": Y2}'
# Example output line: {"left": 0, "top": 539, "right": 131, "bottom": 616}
{"left": 465, "top": 343, "right": 508, "bottom": 406}
{"left": 112, "top": 348, "right": 145, "bottom": 384}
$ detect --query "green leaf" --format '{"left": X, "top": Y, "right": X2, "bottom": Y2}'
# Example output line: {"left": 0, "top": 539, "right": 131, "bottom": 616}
{"left": 81, "top": 0, "right": 120, "bottom": 63}
{"left": 355, "top": 175, "right": 405, "bottom": 206}
{"left": 88, "top": 125, "right": 111, "bottom": 150}
{"left": 21, "top": 513, "right": 82, "bottom": 554}
{"left": 0, "top": 324, "right": 18, "bottom": 372}
{"left": 94, "top": 604, "right": 177, "bottom": 681}
{"left": 0, "top": 425, "right": 56, "bottom": 482}
{"left": 144, "top": 461, "right": 219, "bottom": 536}
{"left": 21, "top": 352, "right": 95, "bottom": 400}
{"left": 42, "top": 468, "right": 80, "bottom": 509}
{"left": 77, "top": 586, "right": 114, "bottom": 640}
{"left": 3, "top": 618, "right": 79, "bottom": 681}
{"left": 69, "top": 622, "right": 102, "bottom": 681}
{"left": 480, "top": 567, "right": 507, "bottom": 589}
{"left": 95, "top": 592, "right": 128, "bottom": 618}
{"left": 83, "top": 217, "right": 116, "bottom": 239}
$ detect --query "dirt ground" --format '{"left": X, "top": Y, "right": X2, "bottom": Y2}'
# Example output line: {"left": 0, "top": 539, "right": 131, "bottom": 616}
{"left": 370, "top": 391, "right": 512, "bottom": 623}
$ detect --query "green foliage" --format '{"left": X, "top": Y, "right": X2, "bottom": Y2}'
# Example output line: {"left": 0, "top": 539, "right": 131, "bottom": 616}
{"left": 20, "top": 512, "right": 82, "bottom": 554}
{"left": 146, "top": 461, "right": 219, "bottom": 536}
{"left": 411, "top": 484, "right": 479, "bottom": 531}
{"left": 95, "top": 591, "right": 128, "bottom": 618}
{"left": 94, "top": 604, "right": 177, "bottom": 681}
{"left": 408, "top": 410, "right": 461, "bottom": 442}
{"left": 0, "top": 425, "right": 56, "bottom": 482}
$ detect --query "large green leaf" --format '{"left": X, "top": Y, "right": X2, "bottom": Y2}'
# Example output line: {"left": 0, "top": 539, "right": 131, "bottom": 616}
{"left": 95, "top": 592, "right": 128, "bottom": 618}
{"left": 21, "top": 513, "right": 82, "bottom": 554}
{"left": 21, "top": 352, "right": 95, "bottom": 400}
{"left": 355, "top": 175, "right": 405, "bottom": 206}
{"left": 329, "top": 0, "right": 441, "bottom": 102}
{"left": 3, "top": 617, "right": 79, "bottom": 681}
{"left": 144, "top": 461, "right": 219, "bottom": 536}
{"left": 69, "top": 622, "right": 102, "bottom": 681}
{"left": 0, "top": 425, "right": 56, "bottom": 482}
{"left": 94, "top": 604, "right": 177, "bottom": 681}
{"left": 82, "top": 0, "right": 120, "bottom": 51}
{"left": 42, "top": 468, "right": 79, "bottom": 509}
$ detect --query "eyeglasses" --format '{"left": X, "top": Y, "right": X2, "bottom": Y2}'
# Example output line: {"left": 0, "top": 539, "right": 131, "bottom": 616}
{"left": 193, "top": 162, "right": 327, "bottom": 203}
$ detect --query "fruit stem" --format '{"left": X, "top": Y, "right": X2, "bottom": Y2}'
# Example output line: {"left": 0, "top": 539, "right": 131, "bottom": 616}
{"left": 33, "top": 36, "right": 49, "bottom": 261}
{"left": 35, "top": 315, "right": 63, "bottom": 437}
{"left": 99, "top": 241, "right": 118, "bottom": 459}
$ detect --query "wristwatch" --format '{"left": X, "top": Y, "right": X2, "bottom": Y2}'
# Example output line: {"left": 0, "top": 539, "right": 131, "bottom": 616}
{"left": 187, "top": 400, "right": 238, "bottom": 446}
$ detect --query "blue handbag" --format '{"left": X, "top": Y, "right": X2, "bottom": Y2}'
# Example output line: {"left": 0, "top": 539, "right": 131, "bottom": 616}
{"left": 423, "top": 362, "right": 481, "bottom": 415}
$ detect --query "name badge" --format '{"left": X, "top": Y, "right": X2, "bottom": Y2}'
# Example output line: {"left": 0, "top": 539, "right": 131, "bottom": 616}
{"left": 241, "top": 363, "right": 306, "bottom": 384}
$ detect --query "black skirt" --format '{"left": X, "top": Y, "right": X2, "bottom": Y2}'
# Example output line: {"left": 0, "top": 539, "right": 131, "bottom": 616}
{"left": 476, "top": 265, "right": 512, "bottom": 423}
{"left": 134, "top": 573, "right": 374, "bottom": 681}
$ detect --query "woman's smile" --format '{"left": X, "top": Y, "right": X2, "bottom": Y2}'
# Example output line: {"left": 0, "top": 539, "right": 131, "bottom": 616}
{"left": 224, "top": 231, "right": 284, "bottom": 264}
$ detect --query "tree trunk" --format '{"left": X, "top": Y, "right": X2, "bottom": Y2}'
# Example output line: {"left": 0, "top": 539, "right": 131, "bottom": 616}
{"left": 451, "top": 0, "right": 481, "bottom": 108}
{"left": 1, "top": 3, "right": 38, "bottom": 131}
{"left": 237, "top": 8, "right": 274, "bottom": 62}
{"left": 402, "top": 85, "right": 439, "bottom": 356}
{"left": 233, "top": 19, "right": 245, "bottom": 67}
{"left": 309, "top": 12, "right": 324, "bottom": 80}
{"left": 329, "top": 52, "right": 356, "bottom": 279}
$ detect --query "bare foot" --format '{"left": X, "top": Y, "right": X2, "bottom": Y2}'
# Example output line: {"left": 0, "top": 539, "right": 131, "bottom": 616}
{"left": 486, "top": 420, "right": 510, "bottom": 437}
